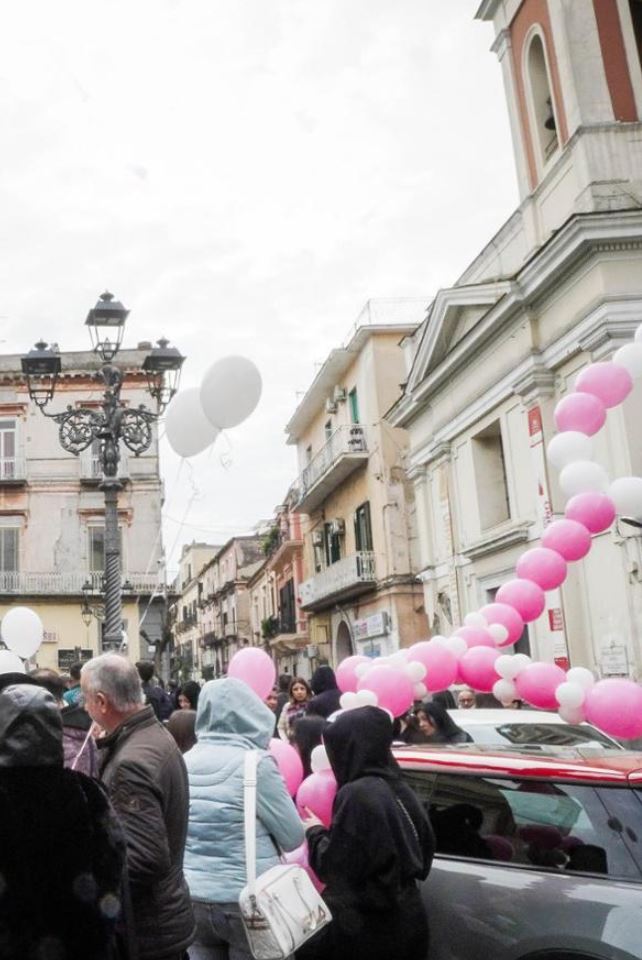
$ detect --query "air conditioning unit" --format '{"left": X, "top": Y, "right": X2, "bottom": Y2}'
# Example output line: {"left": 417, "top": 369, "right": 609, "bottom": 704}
{"left": 325, "top": 397, "right": 337, "bottom": 414}
{"left": 312, "top": 530, "right": 324, "bottom": 546}
{"left": 329, "top": 518, "right": 345, "bottom": 536}
{"left": 333, "top": 385, "right": 347, "bottom": 402}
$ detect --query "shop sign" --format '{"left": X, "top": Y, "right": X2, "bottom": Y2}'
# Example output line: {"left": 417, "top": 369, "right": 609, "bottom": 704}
{"left": 354, "top": 612, "right": 389, "bottom": 641}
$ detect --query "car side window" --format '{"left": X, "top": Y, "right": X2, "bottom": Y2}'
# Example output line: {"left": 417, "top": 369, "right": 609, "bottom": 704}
{"left": 422, "top": 773, "right": 641, "bottom": 881}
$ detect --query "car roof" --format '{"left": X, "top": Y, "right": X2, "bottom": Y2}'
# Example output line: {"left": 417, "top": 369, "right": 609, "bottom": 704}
{"left": 393, "top": 744, "right": 642, "bottom": 783}
{"left": 451, "top": 708, "right": 572, "bottom": 725}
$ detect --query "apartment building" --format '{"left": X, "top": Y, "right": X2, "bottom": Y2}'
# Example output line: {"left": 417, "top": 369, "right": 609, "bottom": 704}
{"left": 197, "top": 536, "right": 264, "bottom": 678}
{"left": 389, "top": 0, "right": 642, "bottom": 678}
{"left": 0, "top": 347, "right": 165, "bottom": 670}
{"left": 286, "top": 300, "right": 431, "bottom": 666}
{"left": 247, "top": 494, "right": 309, "bottom": 677}
{"left": 171, "top": 541, "right": 218, "bottom": 680}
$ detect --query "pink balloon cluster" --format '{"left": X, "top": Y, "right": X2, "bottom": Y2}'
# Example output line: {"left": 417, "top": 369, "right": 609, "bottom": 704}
{"left": 436, "top": 340, "right": 642, "bottom": 740}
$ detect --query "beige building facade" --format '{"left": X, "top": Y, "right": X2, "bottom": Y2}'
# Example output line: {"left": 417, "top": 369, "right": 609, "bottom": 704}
{"left": 247, "top": 495, "right": 309, "bottom": 678}
{"left": 286, "top": 300, "right": 431, "bottom": 666}
{"left": 0, "top": 348, "right": 165, "bottom": 672}
{"left": 390, "top": 0, "right": 642, "bottom": 678}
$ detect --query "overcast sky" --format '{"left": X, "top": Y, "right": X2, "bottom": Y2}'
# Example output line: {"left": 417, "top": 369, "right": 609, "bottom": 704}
{"left": 0, "top": 1, "right": 519, "bottom": 576}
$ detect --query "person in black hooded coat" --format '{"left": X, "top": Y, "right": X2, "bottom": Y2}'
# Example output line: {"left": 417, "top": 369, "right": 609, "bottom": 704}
{"left": 0, "top": 682, "right": 128, "bottom": 960}
{"left": 306, "top": 665, "right": 342, "bottom": 719}
{"left": 300, "top": 706, "right": 434, "bottom": 960}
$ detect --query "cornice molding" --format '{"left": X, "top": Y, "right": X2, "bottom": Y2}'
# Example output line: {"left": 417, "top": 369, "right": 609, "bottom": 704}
{"left": 462, "top": 521, "right": 533, "bottom": 561}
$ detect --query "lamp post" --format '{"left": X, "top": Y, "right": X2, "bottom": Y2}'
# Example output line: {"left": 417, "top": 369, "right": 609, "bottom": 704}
{"left": 22, "top": 292, "right": 184, "bottom": 652}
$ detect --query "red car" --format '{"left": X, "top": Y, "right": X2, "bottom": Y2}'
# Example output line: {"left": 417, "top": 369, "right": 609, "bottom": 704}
{"left": 393, "top": 744, "right": 642, "bottom": 960}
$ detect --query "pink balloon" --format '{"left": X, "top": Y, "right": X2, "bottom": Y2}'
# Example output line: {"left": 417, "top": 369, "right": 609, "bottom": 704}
{"left": 269, "top": 738, "right": 304, "bottom": 797}
{"left": 357, "top": 665, "right": 414, "bottom": 718}
{"left": 336, "top": 655, "right": 370, "bottom": 693}
{"left": 554, "top": 392, "right": 606, "bottom": 436}
{"left": 296, "top": 770, "right": 337, "bottom": 828}
{"left": 541, "top": 519, "right": 591, "bottom": 562}
{"left": 407, "top": 640, "right": 458, "bottom": 692}
{"left": 575, "top": 362, "right": 633, "bottom": 409}
{"left": 515, "top": 662, "right": 567, "bottom": 709}
{"left": 479, "top": 602, "right": 524, "bottom": 646}
{"left": 516, "top": 547, "right": 567, "bottom": 591}
{"left": 584, "top": 679, "right": 642, "bottom": 740}
{"left": 459, "top": 646, "right": 501, "bottom": 693}
{"left": 283, "top": 841, "right": 325, "bottom": 892}
{"left": 496, "top": 579, "right": 546, "bottom": 622}
{"left": 227, "top": 647, "right": 276, "bottom": 700}
{"left": 565, "top": 492, "right": 615, "bottom": 534}
{"left": 454, "top": 626, "right": 496, "bottom": 649}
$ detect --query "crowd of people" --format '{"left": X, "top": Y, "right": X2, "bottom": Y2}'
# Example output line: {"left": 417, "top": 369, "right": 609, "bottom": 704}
{"left": 0, "top": 655, "right": 466, "bottom": 960}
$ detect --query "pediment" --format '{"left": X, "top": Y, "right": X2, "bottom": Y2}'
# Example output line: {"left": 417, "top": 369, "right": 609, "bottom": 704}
{"left": 407, "top": 281, "right": 511, "bottom": 392}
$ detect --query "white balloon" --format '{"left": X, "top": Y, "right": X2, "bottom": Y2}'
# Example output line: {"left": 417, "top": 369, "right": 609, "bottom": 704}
{"left": 413, "top": 682, "right": 428, "bottom": 699}
{"left": 635, "top": 324, "right": 642, "bottom": 344}
{"left": 566, "top": 666, "right": 595, "bottom": 691}
{"left": 0, "top": 650, "right": 25, "bottom": 674}
{"left": 444, "top": 635, "right": 467, "bottom": 658}
{"left": 496, "top": 653, "right": 531, "bottom": 680}
{"left": 559, "top": 460, "right": 609, "bottom": 497}
{"left": 613, "top": 343, "right": 642, "bottom": 379}
{"left": 429, "top": 635, "right": 449, "bottom": 648}
{"left": 608, "top": 476, "right": 642, "bottom": 518}
{"left": 464, "top": 612, "right": 488, "bottom": 629}
{"left": 310, "top": 744, "right": 332, "bottom": 774}
{"left": 389, "top": 650, "right": 409, "bottom": 666}
{"left": 558, "top": 704, "right": 585, "bottom": 725}
{"left": 165, "top": 389, "right": 219, "bottom": 458}
{"left": 546, "top": 432, "right": 592, "bottom": 470}
{"left": 354, "top": 662, "right": 371, "bottom": 679}
{"left": 555, "top": 681, "right": 585, "bottom": 709}
{"left": 200, "top": 355, "right": 262, "bottom": 430}
{"left": 406, "top": 661, "right": 427, "bottom": 683}
{"left": 1, "top": 607, "right": 43, "bottom": 659}
{"left": 339, "top": 692, "right": 358, "bottom": 711}
{"left": 493, "top": 679, "right": 517, "bottom": 704}
{"left": 488, "top": 623, "right": 510, "bottom": 645}
{"left": 356, "top": 689, "right": 379, "bottom": 707}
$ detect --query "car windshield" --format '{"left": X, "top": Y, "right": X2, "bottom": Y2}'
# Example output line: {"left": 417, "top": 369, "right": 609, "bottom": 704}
{"left": 465, "top": 721, "right": 620, "bottom": 750}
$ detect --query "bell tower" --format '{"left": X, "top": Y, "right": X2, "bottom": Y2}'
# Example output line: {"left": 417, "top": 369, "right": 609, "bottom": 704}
{"left": 477, "top": 0, "right": 642, "bottom": 244}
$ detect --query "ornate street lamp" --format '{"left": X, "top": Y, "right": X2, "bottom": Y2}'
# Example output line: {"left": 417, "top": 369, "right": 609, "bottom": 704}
{"left": 22, "top": 293, "right": 184, "bottom": 652}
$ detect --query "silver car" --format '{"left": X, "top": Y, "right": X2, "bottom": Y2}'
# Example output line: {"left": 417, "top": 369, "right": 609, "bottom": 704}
{"left": 395, "top": 745, "right": 642, "bottom": 960}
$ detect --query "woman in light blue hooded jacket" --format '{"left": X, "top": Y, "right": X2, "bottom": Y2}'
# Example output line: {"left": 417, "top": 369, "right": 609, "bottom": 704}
{"left": 184, "top": 677, "right": 305, "bottom": 960}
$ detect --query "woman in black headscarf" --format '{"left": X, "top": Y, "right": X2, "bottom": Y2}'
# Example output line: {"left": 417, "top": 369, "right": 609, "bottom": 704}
{"left": 307, "top": 665, "right": 341, "bottom": 719}
{"left": 416, "top": 701, "right": 472, "bottom": 744}
{"left": 300, "top": 706, "right": 434, "bottom": 960}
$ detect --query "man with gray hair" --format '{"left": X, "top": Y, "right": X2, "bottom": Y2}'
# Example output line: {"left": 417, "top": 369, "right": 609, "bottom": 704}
{"left": 81, "top": 653, "right": 195, "bottom": 960}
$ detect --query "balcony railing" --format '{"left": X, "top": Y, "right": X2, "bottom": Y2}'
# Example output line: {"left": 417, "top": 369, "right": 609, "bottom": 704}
{"left": 0, "top": 571, "right": 161, "bottom": 596}
{"left": 299, "top": 551, "right": 376, "bottom": 611}
{"left": 296, "top": 425, "right": 367, "bottom": 512}
{"left": 80, "top": 454, "right": 129, "bottom": 482}
{"left": 0, "top": 457, "right": 26, "bottom": 483}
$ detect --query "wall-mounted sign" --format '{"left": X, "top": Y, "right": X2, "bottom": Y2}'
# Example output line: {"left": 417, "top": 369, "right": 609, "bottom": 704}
{"left": 354, "top": 612, "right": 389, "bottom": 641}
{"left": 600, "top": 646, "right": 629, "bottom": 677}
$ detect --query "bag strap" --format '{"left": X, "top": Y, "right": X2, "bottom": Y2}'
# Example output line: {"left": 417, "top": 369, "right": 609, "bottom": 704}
{"left": 243, "top": 749, "right": 258, "bottom": 896}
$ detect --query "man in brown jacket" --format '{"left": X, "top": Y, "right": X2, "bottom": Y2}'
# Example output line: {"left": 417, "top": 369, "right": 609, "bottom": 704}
{"left": 81, "top": 653, "right": 195, "bottom": 960}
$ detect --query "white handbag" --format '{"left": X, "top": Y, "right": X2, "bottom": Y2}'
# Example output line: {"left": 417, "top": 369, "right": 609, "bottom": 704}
{"left": 239, "top": 750, "right": 332, "bottom": 960}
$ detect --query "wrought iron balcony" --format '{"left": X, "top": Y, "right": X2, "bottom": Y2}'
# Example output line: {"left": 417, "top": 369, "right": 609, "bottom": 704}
{"left": 295, "top": 425, "right": 367, "bottom": 512}
{"left": 299, "top": 551, "right": 376, "bottom": 611}
{"left": 0, "top": 571, "right": 160, "bottom": 596}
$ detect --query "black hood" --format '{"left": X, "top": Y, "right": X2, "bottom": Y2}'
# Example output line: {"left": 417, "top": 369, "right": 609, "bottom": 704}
{"left": 0, "top": 684, "right": 64, "bottom": 768}
{"left": 324, "top": 706, "right": 399, "bottom": 787}
{"left": 0, "top": 673, "right": 39, "bottom": 694}
{"left": 310, "top": 665, "right": 338, "bottom": 695}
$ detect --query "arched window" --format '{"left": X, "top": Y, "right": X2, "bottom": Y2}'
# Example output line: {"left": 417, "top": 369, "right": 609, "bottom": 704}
{"left": 524, "top": 29, "right": 559, "bottom": 173}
